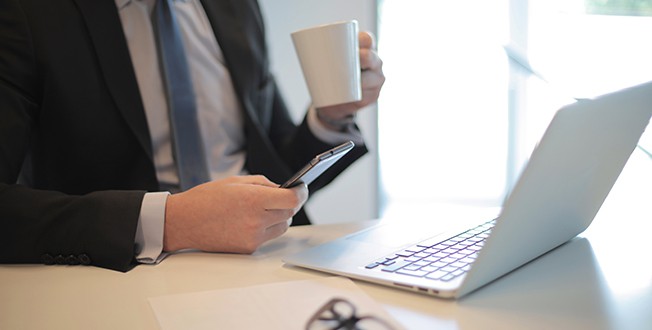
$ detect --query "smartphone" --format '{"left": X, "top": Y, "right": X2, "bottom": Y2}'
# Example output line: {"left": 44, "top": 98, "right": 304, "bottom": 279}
{"left": 280, "top": 141, "right": 355, "bottom": 188}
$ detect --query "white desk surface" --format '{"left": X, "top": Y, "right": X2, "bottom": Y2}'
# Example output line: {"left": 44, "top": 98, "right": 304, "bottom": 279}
{"left": 2, "top": 153, "right": 651, "bottom": 329}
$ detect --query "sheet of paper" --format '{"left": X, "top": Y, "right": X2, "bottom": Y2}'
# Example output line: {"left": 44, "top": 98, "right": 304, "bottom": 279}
{"left": 149, "top": 276, "right": 404, "bottom": 329}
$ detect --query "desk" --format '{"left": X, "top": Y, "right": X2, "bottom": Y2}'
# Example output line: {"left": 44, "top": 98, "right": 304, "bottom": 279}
{"left": 1, "top": 153, "right": 651, "bottom": 329}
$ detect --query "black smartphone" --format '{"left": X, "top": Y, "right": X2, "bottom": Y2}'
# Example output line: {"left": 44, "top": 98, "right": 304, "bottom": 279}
{"left": 280, "top": 141, "right": 355, "bottom": 188}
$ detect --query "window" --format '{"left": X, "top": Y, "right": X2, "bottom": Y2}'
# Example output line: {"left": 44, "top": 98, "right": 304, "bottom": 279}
{"left": 377, "top": 0, "right": 652, "bottom": 218}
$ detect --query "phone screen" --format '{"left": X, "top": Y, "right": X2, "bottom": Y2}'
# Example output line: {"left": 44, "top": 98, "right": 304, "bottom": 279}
{"left": 280, "top": 141, "right": 355, "bottom": 188}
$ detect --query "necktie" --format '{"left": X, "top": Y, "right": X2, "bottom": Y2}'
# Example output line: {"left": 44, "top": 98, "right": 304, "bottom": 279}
{"left": 153, "top": 0, "right": 210, "bottom": 190}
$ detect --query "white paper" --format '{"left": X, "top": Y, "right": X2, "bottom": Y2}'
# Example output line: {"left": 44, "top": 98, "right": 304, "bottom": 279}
{"left": 149, "top": 276, "right": 404, "bottom": 329}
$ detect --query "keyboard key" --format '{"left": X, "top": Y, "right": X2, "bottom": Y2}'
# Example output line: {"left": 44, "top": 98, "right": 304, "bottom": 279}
{"left": 413, "top": 260, "right": 430, "bottom": 267}
{"left": 460, "top": 257, "right": 475, "bottom": 264}
{"left": 382, "top": 260, "right": 412, "bottom": 272}
{"left": 449, "top": 261, "right": 468, "bottom": 268}
{"left": 441, "top": 266, "right": 459, "bottom": 273}
{"left": 425, "top": 270, "right": 449, "bottom": 280}
{"left": 365, "top": 262, "right": 380, "bottom": 269}
{"left": 403, "top": 264, "right": 422, "bottom": 271}
{"left": 422, "top": 256, "right": 440, "bottom": 263}
{"left": 453, "top": 242, "right": 472, "bottom": 248}
{"left": 414, "top": 252, "right": 430, "bottom": 258}
{"left": 423, "top": 248, "right": 443, "bottom": 254}
{"left": 440, "top": 257, "right": 457, "bottom": 264}
{"left": 404, "top": 256, "right": 422, "bottom": 262}
{"left": 431, "top": 261, "right": 448, "bottom": 268}
{"left": 452, "top": 269, "right": 465, "bottom": 277}
{"left": 441, "top": 274, "right": 456, "bottom": 281}
{"left": 457, "top": 249, "right": 476, "bottom": 255}
{"left": 449, "top": 252, "right": 465, "bottom": 259}
{"left": 395, "top": 250, "right": 414, "bottom": 257}
{"left": 433, "top": 252, "right": 449, "bottom": 258}
{"left": 396, "top": 269, "right": 429, "bottom": 277}
{"left": 421, "top": 266, "right": 439, "bottom": 273}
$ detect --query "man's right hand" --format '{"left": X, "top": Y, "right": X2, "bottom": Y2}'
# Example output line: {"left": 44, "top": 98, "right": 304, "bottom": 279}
{"left": 162, "top": 175, "right": 308, "bottom": 254}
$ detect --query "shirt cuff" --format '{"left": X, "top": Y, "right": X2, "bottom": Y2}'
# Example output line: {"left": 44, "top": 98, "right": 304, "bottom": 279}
{"left": 307, "top": 107, "right": 364, "bottom": 146}
{"left": 135, "top": 191, "right": 170, "bottom": 264}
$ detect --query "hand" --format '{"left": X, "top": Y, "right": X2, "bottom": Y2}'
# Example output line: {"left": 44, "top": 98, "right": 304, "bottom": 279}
{"left": 316, "top": 31, "right": 385, "bottom": 125}
{"left": 162, "top": 175, "right": 308, "bottom": 254}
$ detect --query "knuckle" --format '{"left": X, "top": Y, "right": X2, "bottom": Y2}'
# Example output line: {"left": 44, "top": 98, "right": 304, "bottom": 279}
{"left": 288, "top": 193, "right": 302, "bottom": 207}
{"left": 280, "top": 209, "right": 293, "bottom": 219}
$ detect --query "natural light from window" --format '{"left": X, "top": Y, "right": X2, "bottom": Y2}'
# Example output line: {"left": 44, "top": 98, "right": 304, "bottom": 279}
{"left": 377, "top": 0, "right": 652, "bottom": 220}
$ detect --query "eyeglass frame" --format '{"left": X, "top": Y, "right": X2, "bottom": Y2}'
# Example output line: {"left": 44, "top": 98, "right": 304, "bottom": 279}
{"left": 305, "top": 297, "right": 397, "bottom": 330}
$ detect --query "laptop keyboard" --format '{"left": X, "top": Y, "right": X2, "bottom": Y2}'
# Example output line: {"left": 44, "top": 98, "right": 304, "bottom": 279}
{"left": 363, "top": 219, "right": 496, "bottom": 282}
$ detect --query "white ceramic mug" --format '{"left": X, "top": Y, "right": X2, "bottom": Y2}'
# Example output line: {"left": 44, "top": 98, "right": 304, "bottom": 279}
{"left": 291, "top": 20, "right": 361, "bottom": 108}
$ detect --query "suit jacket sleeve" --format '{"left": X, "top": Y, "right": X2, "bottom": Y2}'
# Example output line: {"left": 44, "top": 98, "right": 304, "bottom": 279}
{"left": 0, "top": 0, "right": 141, "bottom": 272}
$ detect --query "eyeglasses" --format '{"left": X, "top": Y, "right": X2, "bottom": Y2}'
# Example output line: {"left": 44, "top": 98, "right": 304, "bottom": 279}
{"left": 305, "top": 297, "right": 397, "bottom": 330}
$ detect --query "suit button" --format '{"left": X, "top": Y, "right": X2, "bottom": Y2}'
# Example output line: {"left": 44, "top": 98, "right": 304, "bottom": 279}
{"left": 66, "top": 255, "right": 80, "bottom": 265}
{"left": 54, "top": 254, "right": 66, "bottom": 265}
{"left": 78, "top": 254, "right": 91, "bottom": 265}
{"left": 41, "top": 254, "right": 55, "bottom": 265}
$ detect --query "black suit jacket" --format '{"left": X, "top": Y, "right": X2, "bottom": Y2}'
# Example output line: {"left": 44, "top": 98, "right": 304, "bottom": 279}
{"left": 0, "top": 0, "right": 366, "bottom": 271}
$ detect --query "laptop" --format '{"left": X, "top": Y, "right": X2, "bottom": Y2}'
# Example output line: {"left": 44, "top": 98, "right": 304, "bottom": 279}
{"left": 283, "top": 81, "right": 652, "bottom": 298}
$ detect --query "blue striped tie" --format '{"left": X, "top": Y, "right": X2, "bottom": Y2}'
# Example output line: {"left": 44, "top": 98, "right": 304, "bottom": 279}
{"left": 153, "top": 0, "right": 210, "bottom": 190}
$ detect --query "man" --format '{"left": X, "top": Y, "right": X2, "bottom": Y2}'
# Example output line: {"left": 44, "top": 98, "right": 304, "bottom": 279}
{"left": 0, "top": 0, "right": 384, "bottom": 271}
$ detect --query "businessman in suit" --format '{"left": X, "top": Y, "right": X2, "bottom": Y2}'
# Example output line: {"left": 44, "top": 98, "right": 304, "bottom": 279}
{"left": 0, "top": 0, "right": 384, "bottom": 271}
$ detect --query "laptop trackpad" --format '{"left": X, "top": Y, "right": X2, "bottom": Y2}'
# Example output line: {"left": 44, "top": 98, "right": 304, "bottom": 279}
{"left": 345, "top": 222, "right": 446, "bottom": 249}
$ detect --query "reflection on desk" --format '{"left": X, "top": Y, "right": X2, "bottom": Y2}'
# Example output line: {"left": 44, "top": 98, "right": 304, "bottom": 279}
{"left": 460, "top": 238, "right": 611, "bottom": 329}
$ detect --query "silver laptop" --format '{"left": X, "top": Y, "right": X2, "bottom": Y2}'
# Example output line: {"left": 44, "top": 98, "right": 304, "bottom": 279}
{"left": 284, "top": 81, "right": 652, "bottom": 298}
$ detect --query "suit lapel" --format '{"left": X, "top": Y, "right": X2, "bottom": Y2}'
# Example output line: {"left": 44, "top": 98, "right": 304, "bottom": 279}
{"left": 73, "top": 0, "right": 153, "bottom": 160}
{"left": 73, "top": 0, "right": 269, "bottom": 164}
{"left": 200, "top": 0, "right": 270, "bottom": 131}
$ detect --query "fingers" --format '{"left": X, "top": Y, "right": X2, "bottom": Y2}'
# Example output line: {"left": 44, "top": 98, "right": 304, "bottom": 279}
{"left": 360, "top": 65, "right": 385, "bottom": 90}
{"left": 290, "top": 183, "right": 309, "bottom": 211}
{"left": 163, "top": 175, "right": 306, "bottom": 254}
{"left": 358, "top": 31, "right": 376, "bottom": 50}
{"left": 357, "top": 31, "right": 384, "bottom": 108}
{"left": 264, "top": 220, "right": 290, "bottom": 241}
{"left": 359, "top": 47, "right": 383, "bottom": 72}
{"left": 225, "top": 174, "right": 278, "bottom": 187}
{"left": 262, "top": 182, "right": 308, "bottom": 211}
{"left": 358, "top": 31, "right": 381, "bottom": 70}
{"left": 359, "top": 33, "right": 381, "bottom": 71}
{"left": 220, "top": 175, "right": 308, "bottom": 216}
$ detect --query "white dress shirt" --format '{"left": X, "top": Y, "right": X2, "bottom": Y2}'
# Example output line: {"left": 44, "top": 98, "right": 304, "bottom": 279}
{"left": 115, "top": 0, "right": 362, "bottom": 263}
